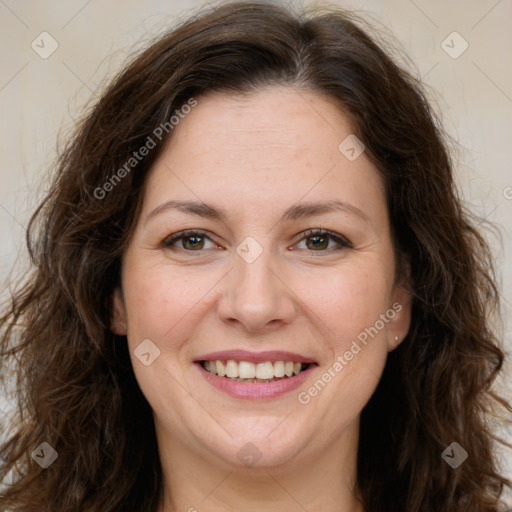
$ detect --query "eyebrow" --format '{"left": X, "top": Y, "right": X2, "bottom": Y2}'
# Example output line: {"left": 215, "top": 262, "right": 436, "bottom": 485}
{"left": 144, "top": 199, "right": 370, "bottom": 225}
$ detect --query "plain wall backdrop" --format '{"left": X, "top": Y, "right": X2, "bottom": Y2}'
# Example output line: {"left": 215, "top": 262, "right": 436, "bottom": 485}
{"left": 1, "top": 0, "right": 511, "bottom": 499}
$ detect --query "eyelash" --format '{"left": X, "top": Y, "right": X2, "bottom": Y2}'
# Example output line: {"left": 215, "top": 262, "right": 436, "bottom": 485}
{"left": 161, "top": 229, "right": 353, "bottom": 253}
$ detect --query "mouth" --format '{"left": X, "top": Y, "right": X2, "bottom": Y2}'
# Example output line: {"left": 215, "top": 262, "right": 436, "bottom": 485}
{"left": 200, "top": 359, "right": 311, "bottom": 383}
{"left": 194, "top": 350, "right": 318, "bottom": 400}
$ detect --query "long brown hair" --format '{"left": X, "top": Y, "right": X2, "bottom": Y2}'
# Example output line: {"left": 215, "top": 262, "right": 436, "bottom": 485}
{"left": 1, "top": 2, "right": 510, "bottom": 510}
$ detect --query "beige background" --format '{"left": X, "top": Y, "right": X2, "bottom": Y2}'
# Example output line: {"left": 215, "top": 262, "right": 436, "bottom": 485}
{"left": 1, "top": 0, "right": 511, "bottom": 499}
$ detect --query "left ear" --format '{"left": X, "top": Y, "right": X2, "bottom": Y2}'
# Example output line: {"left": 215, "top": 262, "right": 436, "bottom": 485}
{"left": 386, "top": 282, "right": 412, "bottom": 352}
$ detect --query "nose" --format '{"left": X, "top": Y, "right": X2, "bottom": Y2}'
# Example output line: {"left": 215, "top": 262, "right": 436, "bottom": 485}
{"left": 216, "top": 250, "right": 297, "bottom": 333}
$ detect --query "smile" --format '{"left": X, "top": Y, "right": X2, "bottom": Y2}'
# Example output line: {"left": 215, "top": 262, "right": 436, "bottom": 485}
{"left": 195, "top": 350, "right": 317, "bottom": 399}
{"left": 201, "top": 359, "right": 310, "bottom": 383}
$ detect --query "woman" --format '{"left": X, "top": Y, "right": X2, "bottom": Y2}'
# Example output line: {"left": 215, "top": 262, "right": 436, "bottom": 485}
{"left": 1, "top": 2, "right": 510, "bottom": 511}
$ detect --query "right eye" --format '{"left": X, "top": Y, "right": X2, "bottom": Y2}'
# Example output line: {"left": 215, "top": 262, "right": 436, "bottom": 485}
{"left": 161, "top": 230, "right": 220, "bottom": 251}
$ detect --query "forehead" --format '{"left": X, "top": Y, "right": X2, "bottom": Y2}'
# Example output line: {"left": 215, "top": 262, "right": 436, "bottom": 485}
{"left": 167, "top": 87, "right": 355, "bottom": 158}
{"left": 141, "top": 87, "right": 387, "bottom": 227}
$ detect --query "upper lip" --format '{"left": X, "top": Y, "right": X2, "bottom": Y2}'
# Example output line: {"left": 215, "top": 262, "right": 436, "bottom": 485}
{"left": 194, "top": 350, "right": 317, "bottom": 364}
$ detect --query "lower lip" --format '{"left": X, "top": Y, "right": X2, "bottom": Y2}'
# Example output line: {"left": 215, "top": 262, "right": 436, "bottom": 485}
{"left": 196, "top": 363, "right": 317, "bottom": 400}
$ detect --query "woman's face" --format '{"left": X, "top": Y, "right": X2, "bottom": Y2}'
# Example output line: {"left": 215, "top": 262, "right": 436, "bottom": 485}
{"left": 111, "top": 86, "right": 411, "bottom": 471}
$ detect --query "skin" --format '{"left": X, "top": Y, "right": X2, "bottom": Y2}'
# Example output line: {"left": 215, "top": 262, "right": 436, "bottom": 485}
{"left": 111, "top": 86, "right": 411, "bottom": 512}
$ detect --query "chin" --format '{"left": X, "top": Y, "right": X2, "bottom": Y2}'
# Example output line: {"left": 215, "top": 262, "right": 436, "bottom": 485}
{"left": 198, "top": 417, "right": 315, "bottom": 470}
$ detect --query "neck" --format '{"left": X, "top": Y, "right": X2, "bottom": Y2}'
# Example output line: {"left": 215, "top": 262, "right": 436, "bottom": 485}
{"left": 156, "top": 421, "right": 364, "bottom": 512}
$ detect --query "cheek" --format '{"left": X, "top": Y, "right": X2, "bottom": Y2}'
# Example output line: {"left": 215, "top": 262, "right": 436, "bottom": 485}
{"left": 122, "top": 260, "right": 227, "bottom": 355}
{"left": 293, "top": 261, "right": 392, "bottom": 399}
{"left": 293, "top": 266, "right": 392, "bottom": 430}
{"left": 120, "top": 262, "right": 206, "bottom": 417}
{"left": 292, "top": 262, "right": 391, "bottom": 342}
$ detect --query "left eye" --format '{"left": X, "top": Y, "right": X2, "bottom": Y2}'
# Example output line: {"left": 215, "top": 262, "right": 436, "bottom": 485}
{"left": 294, "top": 230, "right": 352, "bottom": 252}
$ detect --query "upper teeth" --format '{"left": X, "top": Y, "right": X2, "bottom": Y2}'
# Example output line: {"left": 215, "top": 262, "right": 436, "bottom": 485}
{"left": 203, "top": 360, "right": 305, "bottom": 379}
